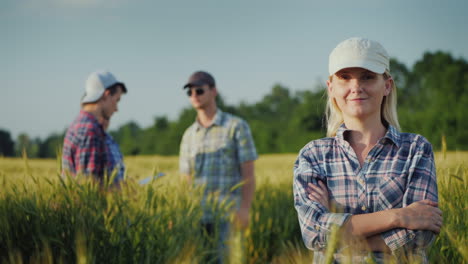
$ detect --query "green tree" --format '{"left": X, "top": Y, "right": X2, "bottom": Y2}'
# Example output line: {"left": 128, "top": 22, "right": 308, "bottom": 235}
{"left": 26, "top": 51, "right": 468, "bottom": 157}
{"left": 0, "top": 129, "right": 15, "bottom": 157}
{"left": 15, "top": 133, "right": 40, "bottom": 158}
{"left": 399, "top": 52, "right": 468, "bottom": 149}
{"left": 38, "top": 133, "right": 64, "bottom": 158}
{"left": 112, "top": 122, "right": 141, "bottom": 155}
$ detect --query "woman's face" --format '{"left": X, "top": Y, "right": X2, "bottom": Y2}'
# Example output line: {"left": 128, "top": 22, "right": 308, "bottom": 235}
{"left": 327, "top": 67, "right": 392, "bottom": 121}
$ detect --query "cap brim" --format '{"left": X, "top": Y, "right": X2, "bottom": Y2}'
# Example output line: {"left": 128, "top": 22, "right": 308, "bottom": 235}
{"left": 183, "top": 80, "right": 207, "bottom": 89}
{"left": 82, "top": 82, "right": 127, "bottom": 103}
{"left": 329, "top": 61, "right": 386, "bottom": 76}
{"left": 115, "top": 82, "right": 127, "bottom": 93}
{"left": 107, "top": 82, "right": 127, "bottom": 93}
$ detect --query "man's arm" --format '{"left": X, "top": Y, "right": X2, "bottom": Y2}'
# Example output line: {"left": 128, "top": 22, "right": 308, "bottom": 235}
{"left": 179, "top": 131, "right": 192, "bottom": 183}
{"left": 233, "top": 119, "right": 258, "bottom": 229}
{"left": 75, "top": 131, "right": 107, "bottom": 180}
{"left": 237, "top": 160, "right": 255, "bottom": 229}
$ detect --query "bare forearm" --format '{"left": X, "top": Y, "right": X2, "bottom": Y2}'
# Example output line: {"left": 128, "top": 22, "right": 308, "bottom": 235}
{"left": 306, "top": 177, "right": 441, "bottom": 252}
{"left": 343, "top": 209, "right": 399, "bottom": 238}
{"left": 343, "top": 200, "right": 441, "bottom": 238}
{"left": 337, "top": 211, "right": 397, "bottom": 253}
{"left": 240, "top": 161, "right": 255, "bottom": 210}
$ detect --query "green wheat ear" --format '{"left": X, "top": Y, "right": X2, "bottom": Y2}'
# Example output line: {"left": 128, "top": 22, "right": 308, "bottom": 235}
{"left": 441, "top": 134, "right": 447, "bottom": 160}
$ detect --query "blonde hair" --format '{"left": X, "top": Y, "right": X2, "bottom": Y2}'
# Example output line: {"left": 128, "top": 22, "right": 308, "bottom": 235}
{"left": 325, "top": 71, "right": 400, "bottom": 137}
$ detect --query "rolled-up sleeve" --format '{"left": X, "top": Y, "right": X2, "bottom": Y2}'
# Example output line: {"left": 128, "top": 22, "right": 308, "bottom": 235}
{"left": 381, "top": 139, "right": 438, "bottom": 253}
{"left": 293, "top": 148, "right": 351, "bottom": 251}
{"left": 179, "top": 131, "right": 192, "bottom": 175}
{"left": 235, "top": 120, "right": 258, "bottom": 163}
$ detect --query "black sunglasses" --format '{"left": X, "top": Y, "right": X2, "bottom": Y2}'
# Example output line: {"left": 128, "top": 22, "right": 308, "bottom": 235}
{"left": 186, "top": 88, "right": 205, "bottom": 97}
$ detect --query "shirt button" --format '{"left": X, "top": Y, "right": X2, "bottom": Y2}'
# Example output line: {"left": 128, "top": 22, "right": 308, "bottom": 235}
{"left": 361, "top": 205, "right": 367, "bottom": 211}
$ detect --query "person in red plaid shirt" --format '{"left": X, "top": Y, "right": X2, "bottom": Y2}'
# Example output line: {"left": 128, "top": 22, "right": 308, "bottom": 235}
{"left": 294, "top": 38, "right": 442, "bottom": 263}
{"left": 62, "top": 71, "right": 127, "bottom": 183}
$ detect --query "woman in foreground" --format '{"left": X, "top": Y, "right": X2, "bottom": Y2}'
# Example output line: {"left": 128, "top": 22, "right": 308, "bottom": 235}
{"left": 293, "top": 37, "right": 442, "bottom": 263}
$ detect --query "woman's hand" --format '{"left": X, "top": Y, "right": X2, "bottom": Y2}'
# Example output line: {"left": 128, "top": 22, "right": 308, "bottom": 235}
{"left": 396, "top": 199, "right": 443, "bottom": 233}
{"left": 307, "top": 181, "right": 330, "bottom": 210}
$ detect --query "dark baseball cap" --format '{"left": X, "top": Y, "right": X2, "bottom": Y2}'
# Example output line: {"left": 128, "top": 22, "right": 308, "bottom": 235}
{"left": 183, "top": 71, "right": 216, "bottom": 89}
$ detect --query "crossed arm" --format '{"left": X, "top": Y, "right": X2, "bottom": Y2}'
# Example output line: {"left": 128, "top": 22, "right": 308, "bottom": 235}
{"left": 307, "top": 181, "right": 442, "bottom": 252}
{"left": 294, "top": 141, "right": 441, "bottom": 254}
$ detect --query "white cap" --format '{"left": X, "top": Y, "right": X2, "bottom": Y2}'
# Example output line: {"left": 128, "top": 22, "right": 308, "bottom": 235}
{"left": 81, "top": 71, "right": 126, "bottom": 103}
{"left": 328, "top": 37, "right": 390, "bottom": 76}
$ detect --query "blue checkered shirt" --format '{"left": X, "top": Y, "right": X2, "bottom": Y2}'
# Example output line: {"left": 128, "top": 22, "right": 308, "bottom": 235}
{"left": 294, "top": 124, "right": 438, "bottom": 263}
{"left": 179, "top": 109, "right": 258, "bottom": 221}
{"left": 106, "top": 133, "right": 125, "bottom": 183}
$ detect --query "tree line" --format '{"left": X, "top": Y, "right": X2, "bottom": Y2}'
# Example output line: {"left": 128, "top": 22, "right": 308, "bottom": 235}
{"left": 1, "top": 51, "right": 467, "bottom": 158}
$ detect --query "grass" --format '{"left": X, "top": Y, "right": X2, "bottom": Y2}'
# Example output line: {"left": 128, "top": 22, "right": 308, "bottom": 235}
{"left": 0, "top": 152, "right": 466, "bottom": 263}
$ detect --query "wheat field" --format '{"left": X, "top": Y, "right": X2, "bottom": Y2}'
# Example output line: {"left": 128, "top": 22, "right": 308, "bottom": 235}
{"left": 0, "top": 152, "right": 466, "bottom": 263}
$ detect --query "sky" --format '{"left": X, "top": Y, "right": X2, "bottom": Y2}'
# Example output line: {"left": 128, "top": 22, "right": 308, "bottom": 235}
{"left": 1, "top": 0, "right": 467, "bottom": 140}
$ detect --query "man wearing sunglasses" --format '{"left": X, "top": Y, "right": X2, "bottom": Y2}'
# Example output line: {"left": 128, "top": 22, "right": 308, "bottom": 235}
{"left": 179, "top": 71, "right": 258, "bottom": 263}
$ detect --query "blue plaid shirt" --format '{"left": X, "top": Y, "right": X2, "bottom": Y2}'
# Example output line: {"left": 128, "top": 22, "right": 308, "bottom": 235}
{"left": 179, "top": 109, "right": 258, "bottom": 221}
{"left": 294, "top": 124, "right": 438, "bottom": 263}
{"left": 106, "top": 133, "right": 125, "bottom": 184}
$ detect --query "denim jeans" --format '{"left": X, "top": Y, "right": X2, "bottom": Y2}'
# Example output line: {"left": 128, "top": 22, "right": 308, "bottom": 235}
{"left": 201, "top": 221, "right": 230, "bottom": 264}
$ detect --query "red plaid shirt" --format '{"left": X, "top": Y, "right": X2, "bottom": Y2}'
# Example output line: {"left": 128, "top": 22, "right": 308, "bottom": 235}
{"left": 62, "top": 110, "right": 107, "bottom": 179}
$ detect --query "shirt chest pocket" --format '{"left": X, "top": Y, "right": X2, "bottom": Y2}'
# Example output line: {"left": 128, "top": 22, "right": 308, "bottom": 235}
{"left": 378, "top": 172, "right": 408, "bottom": 209}
{"left": 193, "top": 137, "right": 236, "bottom": 166}
{"left": 216, "top": 140, "right": 236, "bottom": 166}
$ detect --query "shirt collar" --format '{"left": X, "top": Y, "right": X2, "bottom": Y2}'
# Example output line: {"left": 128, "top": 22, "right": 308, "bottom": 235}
{"left": 336, "top": 123, "right": 401, "bottom": 148}
{"left": 79, "top": 110, "right": 105, "bottom": 132}
{"left": 195, "top": 108, "right": 223, "bottom": 130}
{"left": 335, "top": 124, "right": 349, "bottom": 142}
{"left": 80, "top": 110, "right": 98, "bottom": 123}
{"left": 385, "top": 124, "right": 401, "bottom": 148}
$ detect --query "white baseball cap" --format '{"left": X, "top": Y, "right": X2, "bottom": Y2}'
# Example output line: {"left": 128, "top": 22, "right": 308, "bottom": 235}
{"left": 81, "top": 71, "right": 127, "bottom": 103}
{"left": 328, "top": 37, "right": 390, "bottom": 76}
